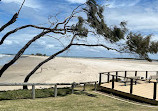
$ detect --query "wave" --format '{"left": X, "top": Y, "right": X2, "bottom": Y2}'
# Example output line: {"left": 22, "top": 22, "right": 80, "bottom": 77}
{"left": 0, "top": 54, "right": 13, "bottom": 66}
{"left": 0, "top": 54, "right": 11, "bottom": 58}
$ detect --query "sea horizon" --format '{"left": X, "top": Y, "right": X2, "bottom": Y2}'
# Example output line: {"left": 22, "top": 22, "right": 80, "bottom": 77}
{"left": 0, "top": 53, "right": 157, "bottom": 66}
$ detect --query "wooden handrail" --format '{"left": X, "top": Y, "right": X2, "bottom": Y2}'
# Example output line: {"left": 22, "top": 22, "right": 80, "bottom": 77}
{"left": 0, "top": 81, "right": 98, "bottom": 99}
{"left": 0, "top": 81, "right": 98, "bottom": 86}
{"left": 100, "top": 71, "right": 158, "bottom": 75}
{"left": 99, "top": 71, "right": 157, "bottom": 83}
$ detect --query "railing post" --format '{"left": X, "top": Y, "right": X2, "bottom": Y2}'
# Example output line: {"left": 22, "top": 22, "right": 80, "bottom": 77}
{"left": 153, "top": 82, "right": 157, "bottom": 100}
{"left": 94, "top": 82, "right": 97, "bottom": 91}
{"left": 99, "top": 73, "right": 102, "bottom": 85}
{"left": 32, "top": 85, "right": 35, "bottom": 99}
{"left": 135, "top": 71, "right": 137, "bottom": 77}
{"left": 146, "top": 71, "right": 148, "bottom": 80}
{"left": 107, "top": 72, "right": 110, "bottom": 83}
{"left": 83, "top": 83, "right": 86, "bottom": 91}
{"left": 54, "top": 84, "right": 57, "bottom": 97}
{"left": 130, "top": 79, "right": 133, "bottom": 94}
{"left": 125, "top": 71, "right": 127, "bottom": 78}
{"left": 112, "top": 75, "right": 115, "bottom": 89}
{"left": 135, "top": 71, "right": 137, "bottom": 84}
{"left": 72, "top": 83, "right": 75, "bottom": 94}
{"left": 156, "top": 71, "right": 158, "bottom": 82}
{"left": 116, "top": 71, "right": 118, "bottom": 82}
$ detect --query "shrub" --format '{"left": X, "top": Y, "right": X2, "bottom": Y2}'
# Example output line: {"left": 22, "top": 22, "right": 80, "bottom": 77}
{"left": 36, "top": 53, "right": 43, "bottom": 56}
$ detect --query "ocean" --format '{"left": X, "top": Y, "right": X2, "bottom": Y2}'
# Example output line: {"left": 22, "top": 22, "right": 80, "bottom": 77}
{"left": 0, "top": 54, "right": 13, "bottom": 66}
{"left": 0, "top": 54, "right": 154, "bottom": 66}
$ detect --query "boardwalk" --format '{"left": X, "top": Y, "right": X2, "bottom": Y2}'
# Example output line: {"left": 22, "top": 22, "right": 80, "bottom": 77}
{"left": 101, "top": 80, "right": 158, "bottom": 100}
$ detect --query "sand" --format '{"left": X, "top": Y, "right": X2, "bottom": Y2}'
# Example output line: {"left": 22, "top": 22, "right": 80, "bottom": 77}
{"left": 0, "top": 55, "right": 158, "bottom": 90}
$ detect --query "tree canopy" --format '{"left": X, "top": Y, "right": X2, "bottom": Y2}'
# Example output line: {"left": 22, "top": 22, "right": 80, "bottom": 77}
{"left": 0, "top": 0, "right": 158, "bottom": 89}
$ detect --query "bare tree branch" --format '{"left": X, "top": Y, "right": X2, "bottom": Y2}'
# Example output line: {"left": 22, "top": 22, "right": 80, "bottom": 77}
{"left": 55, "top": 4, "right": 84, "bottom": 29}
{"left": 23, "top": 44, "right": 72, "bottom": 86}
{"left": 0, "top": 1, "right": 82, "bottom": 45}
{"left": 0, "top": 0, "right": 26, "bottom": 32}
{"left": 46, "top": 35, "right": 65, "bottom": 47}
{"left": 22, "top": 34, "right": 125, "bottom": 89}
{"left": 0, "top": 25, "right": 75, "bottom": 45}
{"left": 0, "top": 13, "right": 18, "bottom": 32}
{"left": 23, "top": 34, "right": 77, "bottom": 89}
{"left": 48, "top": 13, "right": 60, "bottom": 26}
{"left": 63, "top": 5, "right": 84, "bottom": 34}
{"left": 0, "top": 25, "right": 49, "bottom": 45}
{"left": 0, "top": 30, "right": 50, "bottom": 77}
{"left": 1, "top": 0, "right": 154, "bottom": 91}
{"left": 71, "top": 43, "right": 123, "bottom": 53}
{"left": 17, "top": 0, "right": 26, "bottom": 15}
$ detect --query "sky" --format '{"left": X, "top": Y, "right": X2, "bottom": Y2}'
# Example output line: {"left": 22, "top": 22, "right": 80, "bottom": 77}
{"left": 0, "top": 0, "right": 158, "bottom": 59}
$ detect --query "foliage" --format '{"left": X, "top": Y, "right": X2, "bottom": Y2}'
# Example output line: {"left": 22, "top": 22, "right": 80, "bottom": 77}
{"left": 126, "top": 33, "right": 158, "bottom": 61}
{"left": 71, "top": 16, "right": 88, "bottom": 37}
{"left": 83, "top": 0, "right": 127, "bottom": 43}
{"left": 0, "top": 0, "right": 158, "bottom": 88}
{"left": 35, "top": 53, "right": 46, "bottom": 56}
{"left": 31, "top": 53, "right": 46, "bottom": 56}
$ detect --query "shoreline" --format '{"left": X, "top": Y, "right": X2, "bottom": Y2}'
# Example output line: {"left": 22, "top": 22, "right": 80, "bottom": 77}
{"left": 1, "top": 53, "right": 156, "bottom": 63}
{"left": 0, "top": 53, "right": 155, "bottom": 60}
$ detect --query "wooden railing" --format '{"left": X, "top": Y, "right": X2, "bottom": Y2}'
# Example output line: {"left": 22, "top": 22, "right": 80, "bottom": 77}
{"left": 99, "top": 71, "right": 158, "bottom": 85}
{"left": 0, "top": 81, "right": 98, "bottom": 99}
{"left": 99, "top": 71, "right": 158, "bottom": 100}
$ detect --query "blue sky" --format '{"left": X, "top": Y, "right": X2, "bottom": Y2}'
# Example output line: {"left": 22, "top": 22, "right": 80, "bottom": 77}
{"left": 0, "top": 0, "right": 158, "bottom": 59}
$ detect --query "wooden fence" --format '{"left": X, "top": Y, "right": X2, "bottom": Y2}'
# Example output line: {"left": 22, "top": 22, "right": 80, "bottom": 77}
{"left": 99, "top": 71, "right": 158, "bottom": 85}
{"left": 0, "top": 81, "right": 98, "bottom": 99}
{"left": 98, "top": 71, "right": 158, "bottom": 101}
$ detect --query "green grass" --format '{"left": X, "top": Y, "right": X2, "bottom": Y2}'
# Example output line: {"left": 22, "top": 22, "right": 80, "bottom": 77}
{"left": 0, "top": 87, "right": 72, "bottom": 100}
{"left": 0, "top": 91, "right": 158, "bottom": 111}
{"left": 0, "top": 84, "right": 95, "bottom": 100}
{"left": 0, "top": 85, "right": 158, "bottom": 111}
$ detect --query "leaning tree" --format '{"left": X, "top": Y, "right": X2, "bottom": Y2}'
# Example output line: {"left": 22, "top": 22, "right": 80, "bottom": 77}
{"left": 0, "top": 0, "right": 158, "bottom": 89}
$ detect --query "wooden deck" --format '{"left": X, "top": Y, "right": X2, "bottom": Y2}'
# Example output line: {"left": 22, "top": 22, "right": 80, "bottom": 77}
{"left": 101, "top": 80, "right": 158, "bottom": 100}
{"left": 99, "top": 71, "right": 158, "bottom": 105}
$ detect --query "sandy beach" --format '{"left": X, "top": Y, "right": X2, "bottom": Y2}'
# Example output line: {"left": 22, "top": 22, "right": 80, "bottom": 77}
{"left": 0, "top": 55, "right": 158, "bottom": 90}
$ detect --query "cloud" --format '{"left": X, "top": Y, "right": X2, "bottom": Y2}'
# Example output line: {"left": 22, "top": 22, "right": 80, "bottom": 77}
{"left": 46, "top": 44, "right": 54, "bottom": 49}
{"left": 104, "top": 0, "right": 158, "bottom": 34}
{"left": 4, "top": 40, "right": 13, "bottom": 45}
{"left": 66, "top": 0, "right": 86, "bottom": 4}
{"left": 1, "top": 0, "right": 41, "bottom": 9}
{"left": 106, "top": 0, "right": 141, "bottom": 8}
{"left": 0, "top": 1, "right": 47, "bottom": 25}
{"left": 1, "top": 0, "right": 158, "bottom": 59}
{"left": 37, "top": 40, "right": 46, "bottom": 46}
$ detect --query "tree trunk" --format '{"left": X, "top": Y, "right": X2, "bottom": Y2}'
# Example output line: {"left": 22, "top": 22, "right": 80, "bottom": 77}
{"left": 23, "top": 44, "right": 72, "bottom": 89}
{"left": 0, "top": 31, "right": 50, "bottom": 77}
{"left": 0, "top": 13, "right": 18, "bottom": 32}
{"left": 22, "top": 41, "right": 114, "bottom": 89}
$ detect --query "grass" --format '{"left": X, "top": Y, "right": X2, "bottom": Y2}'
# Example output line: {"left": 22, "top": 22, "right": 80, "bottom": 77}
{"left": 0, "top": 84, "right": 95, "bottom": 100}
{"left": 0, "top": 87, "right": 72, "bottom": 100}
{"left": 0, "top": 85, "right": 158, "bottom": 111}
{"left": 0, "top": 91, "right": 158, "bottom": 111}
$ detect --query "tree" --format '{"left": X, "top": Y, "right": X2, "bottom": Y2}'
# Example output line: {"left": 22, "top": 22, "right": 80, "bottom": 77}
{"left": 0, "top": 0, "right": 158, "bottom": 89}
